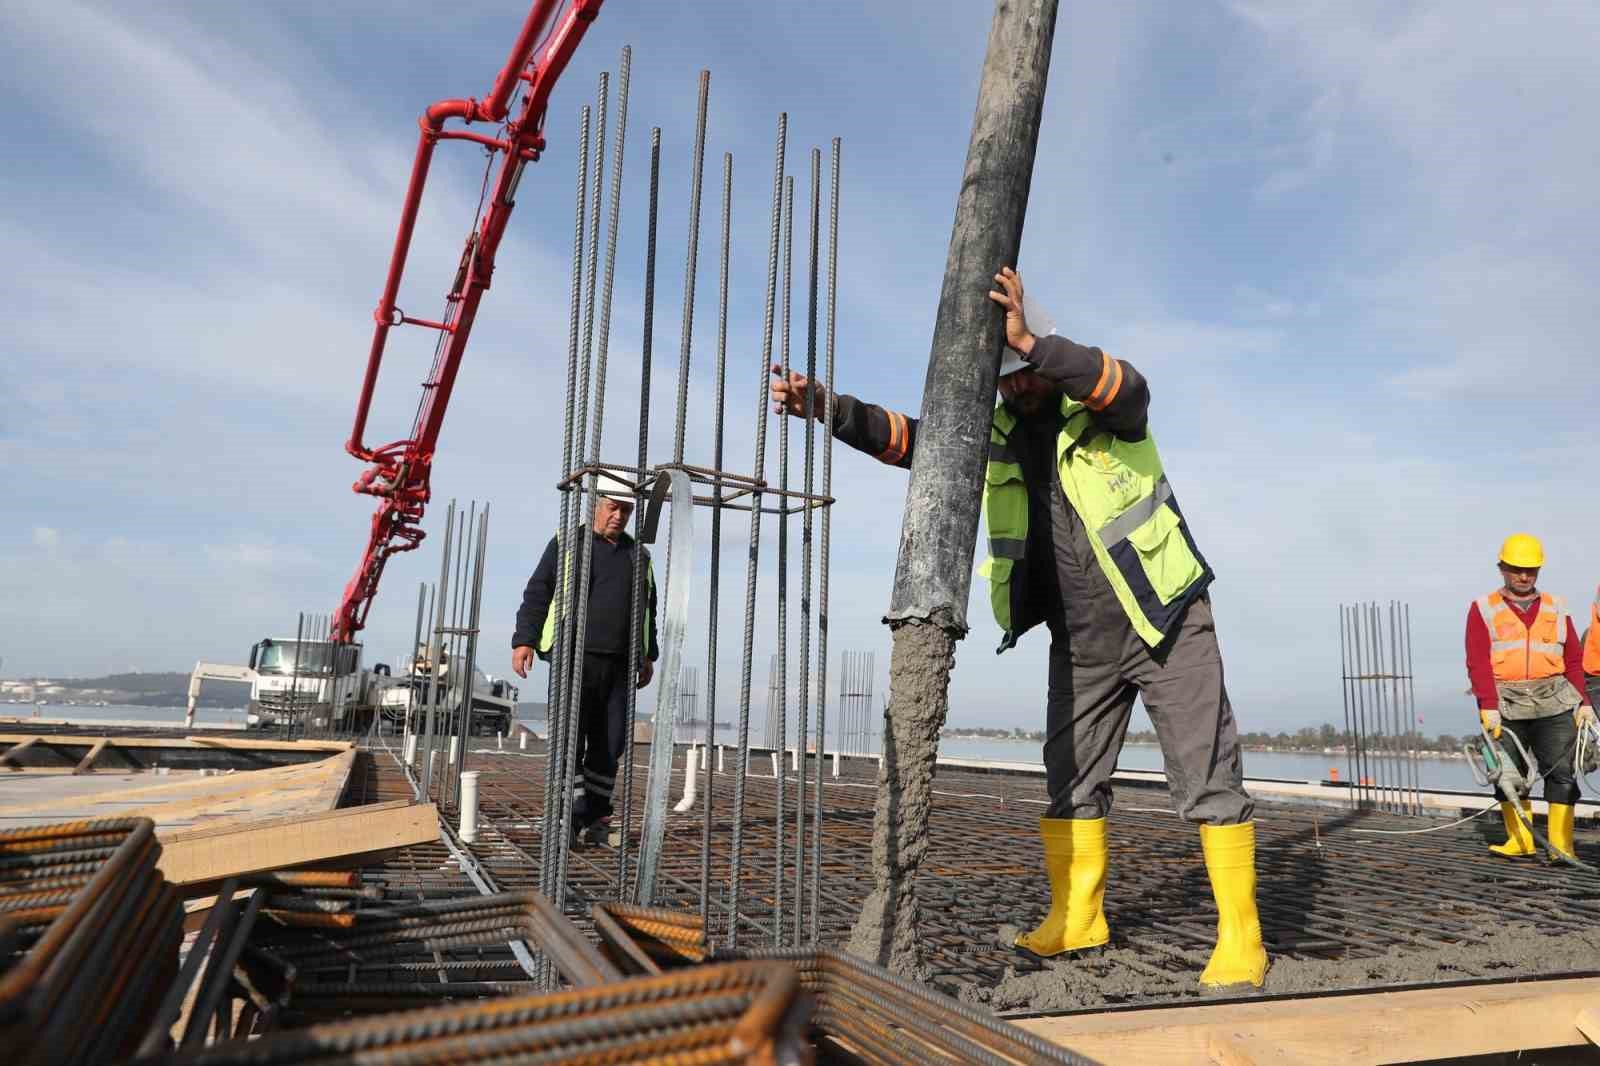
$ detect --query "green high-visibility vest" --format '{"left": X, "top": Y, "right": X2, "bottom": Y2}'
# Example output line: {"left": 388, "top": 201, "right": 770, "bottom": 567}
{"left": 978, "top": 397, "right": 1212, "bottom": 651}
{"left": 536, "top": 533, "right": 655, "bottom": 660}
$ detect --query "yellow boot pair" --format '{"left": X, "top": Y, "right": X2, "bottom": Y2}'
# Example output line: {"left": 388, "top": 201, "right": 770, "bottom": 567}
{"left": 1014, "top": 817, "right": 1267, "bottom": 989}
{"left": 1489, "top": 800, "right": 1536, "bottom": 857}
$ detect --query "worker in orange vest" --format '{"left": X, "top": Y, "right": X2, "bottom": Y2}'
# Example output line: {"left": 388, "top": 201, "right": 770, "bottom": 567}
{"left": 1465, "top": 534, "right": 1595, "bottom": 860}
{"left": 1585, "top": 585, "right": 1600, "bottom": 710}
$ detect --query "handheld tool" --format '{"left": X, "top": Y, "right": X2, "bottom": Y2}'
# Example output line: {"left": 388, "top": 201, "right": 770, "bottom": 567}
{"left": 1465, "top": 726, "right": 1589, "bottom": 869}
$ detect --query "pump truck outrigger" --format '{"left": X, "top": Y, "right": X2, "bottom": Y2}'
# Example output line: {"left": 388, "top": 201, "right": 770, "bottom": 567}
{"left": 330, "top": 0, "right": 607, "bottom": 644}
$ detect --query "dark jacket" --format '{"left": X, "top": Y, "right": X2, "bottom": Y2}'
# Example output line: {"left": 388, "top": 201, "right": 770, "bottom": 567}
{"left": 513, "top": 530, "right": 659, "bottom": 661}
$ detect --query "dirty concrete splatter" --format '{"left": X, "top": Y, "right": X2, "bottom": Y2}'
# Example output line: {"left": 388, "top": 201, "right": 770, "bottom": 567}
{"left": 969, "top": 922, "right": 1600, "bottom": 1013}
{"left": 846, "top": 621, "right": 956, "bottom": 977}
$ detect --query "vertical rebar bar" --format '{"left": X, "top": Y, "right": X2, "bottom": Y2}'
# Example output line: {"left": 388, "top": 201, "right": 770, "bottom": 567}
{"left": 809, "top": 138, "right": 839, "bottom": 943}
{"left": 422, "top": 502, "right": 455, "bottom": 802}
{"left": 445, "top": 502, "right": 472, "bottom": 806}
{"left": 453, "top": 507, "right": 489, "bottom": 806}
{"left": 556, "top": 62, "right": 623, "bottom": 929}
{"left": 1403, "top": 602, "right": 1422, "bottom": 812}
{"left": 773, "top": 171, "right": 796, "bottom": 947}
{"left": 405, "top": 583, "right": 426, "bottom": 741}
{"left": 792, "top": 147, "right": 820, "bottom": 944}
{"left": 1338, "top": 605, "right": 1355, "bottom": 804}
{"left": 700, "top": 149, "right": 732, "bottom": 933}
{"left": 727, "top": 111, "right": 786, "bottom": 950}
{"left": 673, "top": 70, "right": 710, "bottom": 467}
{"left": 544, "top": 104, "right": 591, "bottom": 908}
{"left": 618, "top": 124, "right": 661, "bottom": 898}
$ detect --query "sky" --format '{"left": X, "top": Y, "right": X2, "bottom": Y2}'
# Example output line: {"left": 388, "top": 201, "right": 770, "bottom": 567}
{"left": 3, "top": 1, "right": 1598, "bottom": 742}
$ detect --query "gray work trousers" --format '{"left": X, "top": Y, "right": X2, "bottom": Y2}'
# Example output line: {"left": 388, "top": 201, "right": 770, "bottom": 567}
{"left": 1043, "top": 595, "right": 1253, "bottom": 824}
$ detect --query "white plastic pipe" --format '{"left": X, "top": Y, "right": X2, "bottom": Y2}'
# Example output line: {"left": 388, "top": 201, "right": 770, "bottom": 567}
{"left": 674, "top": 747, "right": 700, "bottom": 812}
{"left": 459, "top": 771, "right": 481, "bottom": 843}
{"left": 791, "top": 748, "right": 799, "bottom": 771}
{"left": 717, "top": 745, "right": 724, "bottom": 773}
{"left": 832, "top": 751, "right": 840, "bottom": 779}
{"left": 448, "top": 736, "right": 458, "bottom": 765}
{"left": 403, "top": 734, "right": 418, "bottom": 767}
{"left": 770, "top": 752, "right": 780, "bottom": 778}
{"left": 520, "top": 729, "right": 528, "bottom": 750}
{"left": 497, "top": 732, "right": 503, "bottom": 750}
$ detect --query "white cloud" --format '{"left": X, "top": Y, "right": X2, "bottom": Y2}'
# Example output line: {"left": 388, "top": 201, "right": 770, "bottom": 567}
{"left": 31, "top": 526, "right": 59, "bottom": 551}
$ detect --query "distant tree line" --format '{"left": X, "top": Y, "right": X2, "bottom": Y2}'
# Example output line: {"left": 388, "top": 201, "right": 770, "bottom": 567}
{"left": 944, "top": 721, "right": 1472, "bottom": 755}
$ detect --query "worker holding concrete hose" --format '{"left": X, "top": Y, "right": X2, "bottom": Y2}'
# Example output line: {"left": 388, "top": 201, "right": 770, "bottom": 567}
{"left": 769, "top": 266, "right": 1265, "bottom": 990}
{"left": 1466, "top": 535, "right": 1594, "bottom": 860}
{"left": 512, "top": 473, "right": 659, "bottom": 845}
{"left": 1585, "top": 585, "right": 1600, "bottom": 711}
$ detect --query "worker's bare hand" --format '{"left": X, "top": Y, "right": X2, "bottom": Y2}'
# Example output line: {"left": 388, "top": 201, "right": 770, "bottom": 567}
{"left": 512, "top": 645, "right": 536, "bottom": 679}
{"left": 769, "top": 363, "right": 827, "bottom": 419}
{"left": 637, "top": 659, "right": 654, "bottom": 689}
{"left": 987, "top": 267, "right": 1036, "bottom": 355}
{"left": 1576, "top": 705, "right": 1597, "bottom": 729}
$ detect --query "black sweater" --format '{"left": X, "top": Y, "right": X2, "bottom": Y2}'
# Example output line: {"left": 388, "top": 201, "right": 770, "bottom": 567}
{"left": 512, "top": 530, "right": 659, "bottom": 661}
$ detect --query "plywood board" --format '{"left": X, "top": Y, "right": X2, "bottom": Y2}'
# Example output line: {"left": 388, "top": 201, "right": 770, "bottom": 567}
{"left": 1013, "top": 976, "right": 1600, "bottom": 1065}
{"left": 156, "top": 800, "right": 439, "bottom": 886}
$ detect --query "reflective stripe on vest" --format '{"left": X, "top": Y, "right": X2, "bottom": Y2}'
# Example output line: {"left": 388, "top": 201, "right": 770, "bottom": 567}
{"left": 1585, "top": 592, "right": 1600, "bottom": 676}
{"left": 978, "top": 398, "right": 1210, "bottom": 650}
{"left": 1475, "top": 591, "right": 1567, "bottom": 682}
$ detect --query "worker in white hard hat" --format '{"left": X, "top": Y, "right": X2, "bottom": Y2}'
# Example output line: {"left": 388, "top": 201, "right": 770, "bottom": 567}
{"left": 1466, "top": 533, "right": 1593, "bottom": 860}
{"left": 513, "top": 471, "right": 658, "bottom": 844}
{"left": 769, "top": 266, "right": 1265, "bottom": 991}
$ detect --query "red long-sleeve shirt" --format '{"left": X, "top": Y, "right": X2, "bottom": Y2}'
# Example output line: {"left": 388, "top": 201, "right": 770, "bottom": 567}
{"left": 1464, "top": 598, "right": 1587, "bottom": 710}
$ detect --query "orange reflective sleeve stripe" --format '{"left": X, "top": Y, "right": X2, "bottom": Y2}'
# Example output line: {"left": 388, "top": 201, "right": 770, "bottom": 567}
{"left": 876, "top": 410, "right": 908, "bottom": 465}
{"left": 1084, "top": 354, "right": 1124, "bottom": 412}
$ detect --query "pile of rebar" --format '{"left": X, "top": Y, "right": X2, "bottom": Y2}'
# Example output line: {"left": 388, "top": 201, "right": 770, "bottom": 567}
{"left": 138, "top": 961, "right": 809, "bottom": 1065}
{"left": 0, "top": 817, "right": 181, "bottom": 1066}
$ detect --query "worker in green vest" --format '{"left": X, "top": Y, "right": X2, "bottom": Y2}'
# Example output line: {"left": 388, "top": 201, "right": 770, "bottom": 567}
{"left": 769, "top": 267, "right": 1265, "bottom": 990}
{"left": 513, "top": 473, "right": 658, "bottom": 845}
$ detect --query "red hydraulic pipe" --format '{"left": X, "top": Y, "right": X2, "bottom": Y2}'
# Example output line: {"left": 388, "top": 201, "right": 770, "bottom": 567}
{"left": 332, "top": 0, "right": 605, "bottom": 641}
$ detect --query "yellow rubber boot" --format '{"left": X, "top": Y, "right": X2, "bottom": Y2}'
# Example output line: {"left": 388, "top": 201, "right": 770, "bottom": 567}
{"left": 1198, "top": 821, "right": 1268, "bottom": 990}
{"left": 1547, "top": 803, "right": 1576, "bottom": 860}
{"left": 1014, "top": 817, "right": 1110, "bottom": 957}
{"left": 1489, "top": 800, "right": 1536, "bottom": 857}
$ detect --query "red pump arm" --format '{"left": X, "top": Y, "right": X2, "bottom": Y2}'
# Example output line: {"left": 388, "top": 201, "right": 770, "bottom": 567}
{"left": 334, "top": 0, "right": 605, "bottom": 641}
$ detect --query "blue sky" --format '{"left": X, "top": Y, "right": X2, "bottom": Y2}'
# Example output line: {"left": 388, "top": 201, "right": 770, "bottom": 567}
{"left": 3, "top": 1, "right": 1597, "bottom": 740}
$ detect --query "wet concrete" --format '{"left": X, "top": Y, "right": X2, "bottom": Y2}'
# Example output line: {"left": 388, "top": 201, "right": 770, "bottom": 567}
{"left": 970, "top": 922, "right": 1600, "bottom": 1013}
{"left": 846, "top": 621, "right": 956, "bottom": 977}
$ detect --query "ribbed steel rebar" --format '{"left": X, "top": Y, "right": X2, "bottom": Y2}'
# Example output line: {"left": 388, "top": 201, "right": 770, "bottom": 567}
{"left": 618, "top": 124, "right": 662, "bottom": 899}
{"left": 543, "top": 104, "right": 591, "bottom": 904}
{"left": 673, "top": 70, "right": 710, "bottom": 466}
{"left": 700, "top": 150, "right": 733, "bottom": 933}
{"left": 793, "top": 147, "right": 822, "bottom": 944}
{"left": 773, "top": 171, "right": 795, "bottom": 946}
{"left": 726, "top": 112, "right": 786, "bottom": 950}
{"left": 555, "top": 63, "right": 622, "bottom": 935}
{"left": 810, "top": 137, "right": 840, "bottom": 942}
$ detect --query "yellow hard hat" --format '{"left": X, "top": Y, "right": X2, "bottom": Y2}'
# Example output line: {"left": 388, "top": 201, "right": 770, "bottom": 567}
{"left": 1498, "top": 533, "right": 1544, "bottom": 569}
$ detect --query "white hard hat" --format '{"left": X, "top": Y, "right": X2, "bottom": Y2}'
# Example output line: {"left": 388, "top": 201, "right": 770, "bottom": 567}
{"left": 998, "top": 292, "right": 1056, "bottom": 378}
{"left": 593, "top": 471, "right": 635, "bottom": 501}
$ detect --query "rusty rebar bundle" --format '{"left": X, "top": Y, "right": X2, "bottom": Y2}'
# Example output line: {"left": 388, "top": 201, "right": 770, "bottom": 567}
{"left": 0, "top": 818, "right": 182, "bottom": 1066}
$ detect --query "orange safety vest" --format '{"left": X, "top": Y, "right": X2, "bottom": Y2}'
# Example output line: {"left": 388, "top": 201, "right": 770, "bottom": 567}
{"left": 1475, "top": 590, "right": 1569, "bottom": 682}
{"left": 1584, "top": 589, "right": 1600, "bottom": 676}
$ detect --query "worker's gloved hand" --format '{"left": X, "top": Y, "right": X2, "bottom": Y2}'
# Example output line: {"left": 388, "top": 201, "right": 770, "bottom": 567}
{"left": 1576, "top": 705, "right": 1598, "bottom": 729}
{"left": 1479, "top": 707, "right": 1502, "bottom": 738}
{"left": 769, "top": 362, "right": 827, "bottom": 420}
{"left": 636, "top": 659, "right": 654, "bottom": 690}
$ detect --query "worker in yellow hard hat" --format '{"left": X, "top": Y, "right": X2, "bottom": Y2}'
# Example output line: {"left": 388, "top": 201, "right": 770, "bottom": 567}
{"left": 1465, "top": 534, "right": 1594, "bottom": 860}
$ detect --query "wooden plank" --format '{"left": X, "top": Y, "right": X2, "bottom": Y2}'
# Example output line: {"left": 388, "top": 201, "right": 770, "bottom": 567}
{"left": 0, "top": 737, "right": 40, "bottom": 769}
{"left": 1578, "top": 1007, "right": 1600, "bottom": 1046}
{"left": 1013, "top": 976, "right": 1600, "bottom": 1066}
{"left": 72, "top": 738, "right": 110, "bottom": 774}
{"left": 0, "top": 734, "right": 347, "bottom": 753}
{"left": 156, "top": 800, "right": 439, "bottom": 886}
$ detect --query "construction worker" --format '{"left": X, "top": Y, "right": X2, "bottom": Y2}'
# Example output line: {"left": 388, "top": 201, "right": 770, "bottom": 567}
{"left": 1586, "top": 585, "right": 1600, "bottom": 711}
{"left": 769, "top": 266, "right": 1265, "bottom": 990}
{"left": 1465, "top": 534, "right": 1595, "bottom": 860}
{"left": 512, "top": 473, "right": 658, "bottom": 844}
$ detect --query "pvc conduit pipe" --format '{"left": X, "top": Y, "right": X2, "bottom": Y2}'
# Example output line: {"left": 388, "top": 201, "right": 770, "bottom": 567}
{"left": 674, "top": 747, "right": 699, "bottom": 812}
{"left": 832, "top": 750, "right": 840, "bottom": 779}
{"left": 404, "top": 734, "right": 418, "bottom": 767}
{"left": 520, "top": 730, "right": 528, "bottom": 750}
{"left": 460, "top": 771, "right": 481, "bottom": 843}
